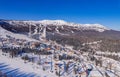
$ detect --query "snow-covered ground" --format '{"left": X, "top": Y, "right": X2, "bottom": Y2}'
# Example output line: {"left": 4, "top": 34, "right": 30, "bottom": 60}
{"left": 0, "top": 29, "right": 120, "bottom": 77}
{"left": 1, "top": 48, "right": 119, "bottom": 77}
{"left": 96, "top": 51, "right": 120, "bottom": 57}
{"left": 0, "top": 50, "right": 57, "bottom": 77}
{"left": 0, "top": 26, "right": 37, "bottom": 41}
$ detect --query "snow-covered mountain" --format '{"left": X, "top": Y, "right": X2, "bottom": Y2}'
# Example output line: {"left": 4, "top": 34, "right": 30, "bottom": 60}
{"left": 1, "top": 19, "right": 120, "bottom": 41}
{"left": 1, "top": 19, "right": 120, "bottom": 77}
{"left": 0, "top": 19, "right": 109, "bottom": 32}
{"left": 40, "top": 20, "right": 109, "bottom": 32}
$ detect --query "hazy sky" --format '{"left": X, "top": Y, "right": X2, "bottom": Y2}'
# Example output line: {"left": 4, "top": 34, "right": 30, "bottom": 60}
{"left": 0, "top": 0, "right": 120, "bottom": 30}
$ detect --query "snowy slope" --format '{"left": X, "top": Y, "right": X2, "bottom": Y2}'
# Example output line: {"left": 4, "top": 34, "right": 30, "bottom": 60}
{"left": 0, "top": 26, "right": 37, "bottom": 41}
{"left": 40, "top": 20, "right": 109, "bottom": 32}
{"left": 0, "top": 20, "right": 109, "bottom": 32}
{"left": 0, "top": 50, "right": 56, "bottom": 77}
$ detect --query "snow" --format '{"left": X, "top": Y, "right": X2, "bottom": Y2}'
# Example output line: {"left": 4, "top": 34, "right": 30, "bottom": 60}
{"left": 96, "top": 51, "right": 120, "bottom": 57}
{"left": 0, "top": 50, "right": 56, "bottom": 77}
{"left": 78, "top": 24, "right": 109, "bottom": 32}
{"left": 55, "top": 26, "right": 59, "bottom": 33}
{"left": 0, "top": 26, "right": 37, "bottom": 41}
{"left": 71, "top": 31, "right": 74, "bottom": 33}
{"left": 40, "top": 20, "right": 68, "bottom": 26}
{"left": 90, "top": 70, "right": 103, "bottom": 77}
{"left": 0, "top": 29, "right": 120, "bottom": 77}
{"left": 105, "top": 70, "right": 116, "bottom": 77}
{"left": 1, "top": 19, "right": 109, "bottom": 32}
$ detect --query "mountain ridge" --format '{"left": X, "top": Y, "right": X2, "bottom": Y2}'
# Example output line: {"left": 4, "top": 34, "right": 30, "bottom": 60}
{"left": 0, "top": 19, "right": 120, "bottom": 51}
{"left": 0, "top": 19, "right": 109, "bottom": 32}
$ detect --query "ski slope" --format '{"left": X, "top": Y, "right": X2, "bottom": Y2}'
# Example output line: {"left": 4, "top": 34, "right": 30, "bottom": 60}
{"left": 0, "top": 26, "right": 37, "bottom": 41}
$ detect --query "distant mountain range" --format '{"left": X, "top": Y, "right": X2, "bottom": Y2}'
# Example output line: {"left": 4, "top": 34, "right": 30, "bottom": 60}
{"left": 0, "top": 19, "right": 120, "bottom": 51}
{"left": 0, "top": 19, "right": 109, "bottom": 32}
{"left": 0, "top": 19, "right": 120, "bottom": 38}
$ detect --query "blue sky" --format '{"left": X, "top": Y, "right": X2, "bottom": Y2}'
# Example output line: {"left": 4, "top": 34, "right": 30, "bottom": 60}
{"left": 0, "top": 0, "right": 120, "bottom": 30}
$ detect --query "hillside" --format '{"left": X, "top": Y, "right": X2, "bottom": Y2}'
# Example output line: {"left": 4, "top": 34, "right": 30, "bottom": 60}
{"left": 0, "top": 19, "right": 120, "bottom": 77}
{"left": 0, "top": 19, "right": 120, "bottom": 52}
